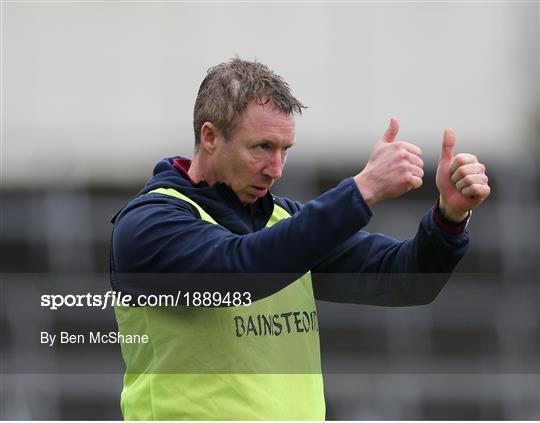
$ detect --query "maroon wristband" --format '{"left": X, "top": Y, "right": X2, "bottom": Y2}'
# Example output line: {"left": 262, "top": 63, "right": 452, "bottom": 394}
{"left": 433, "top": 200, "right": 470, "bottom": 235}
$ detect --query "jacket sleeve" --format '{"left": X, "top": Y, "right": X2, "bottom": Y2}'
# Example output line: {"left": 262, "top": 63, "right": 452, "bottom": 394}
{"left": 111, "top": 178, "right": 372, "bottom": 302}
{"left": 310, "top": 207, "right": 469, "bottom": 306}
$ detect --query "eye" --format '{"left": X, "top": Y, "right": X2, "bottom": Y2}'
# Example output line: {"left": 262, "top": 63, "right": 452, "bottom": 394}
{"left": 254, "top": 143, "right": 271, "bottom": 151}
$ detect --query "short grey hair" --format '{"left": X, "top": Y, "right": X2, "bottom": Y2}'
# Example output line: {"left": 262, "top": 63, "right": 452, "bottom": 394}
{"left": 193, "top": 57, "right": 306, "bottom": 149}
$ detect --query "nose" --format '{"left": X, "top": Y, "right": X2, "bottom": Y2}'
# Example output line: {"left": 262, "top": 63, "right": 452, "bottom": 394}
{"left": 263, "top": 151, "right": 284, "bottom": 181}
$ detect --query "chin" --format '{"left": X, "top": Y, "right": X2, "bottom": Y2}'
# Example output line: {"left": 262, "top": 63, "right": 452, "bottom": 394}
{"left": 240, "top": 194, "right": 258, "bottom": 205}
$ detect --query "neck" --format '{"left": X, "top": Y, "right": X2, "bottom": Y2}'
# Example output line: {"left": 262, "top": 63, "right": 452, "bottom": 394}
{"left": 187, "top": 153, "right": 217, "bottom": 185}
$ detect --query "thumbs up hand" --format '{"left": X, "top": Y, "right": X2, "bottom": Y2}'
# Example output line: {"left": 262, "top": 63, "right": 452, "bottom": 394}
{"left": 436, "top": 128, "right": 490, "bottom": 222}
{"left": 355, "top": 117, "right": 424, "bottom": 206}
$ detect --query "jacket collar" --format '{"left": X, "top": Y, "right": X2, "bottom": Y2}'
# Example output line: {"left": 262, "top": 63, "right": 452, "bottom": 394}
{"left": 115, "top": 156, "right": 275, "bottom": 234}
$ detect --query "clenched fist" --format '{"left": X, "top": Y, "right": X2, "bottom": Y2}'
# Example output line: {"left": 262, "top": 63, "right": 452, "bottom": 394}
{"left": 354, "top": 117, "right": 424, "bottom": 206}
{"left": 436, "top": 128, "right": 490, "bottom": 222}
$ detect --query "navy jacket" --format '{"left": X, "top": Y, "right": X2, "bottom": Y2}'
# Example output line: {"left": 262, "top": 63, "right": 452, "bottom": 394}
{"left": 110, "top": 157, "right": 469, "bottom": 306}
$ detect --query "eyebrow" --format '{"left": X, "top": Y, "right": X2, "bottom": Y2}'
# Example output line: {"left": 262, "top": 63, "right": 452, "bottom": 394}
{"left": 257, "top": 139, "right": 295, "bottom": 148}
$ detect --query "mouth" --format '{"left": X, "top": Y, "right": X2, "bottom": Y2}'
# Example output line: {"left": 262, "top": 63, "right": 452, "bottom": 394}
{"left": 252, "top": 186, "right": 269, "bottom": 197}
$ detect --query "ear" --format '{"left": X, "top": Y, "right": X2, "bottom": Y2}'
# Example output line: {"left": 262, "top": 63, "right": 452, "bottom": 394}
{"left": 199, "top": 122, "right": 222, "bottom": 154}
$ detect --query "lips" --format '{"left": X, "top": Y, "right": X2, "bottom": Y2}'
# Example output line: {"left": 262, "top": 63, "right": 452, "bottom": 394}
{"left": 252, "top": 186, "right": 269, "bottom": 196}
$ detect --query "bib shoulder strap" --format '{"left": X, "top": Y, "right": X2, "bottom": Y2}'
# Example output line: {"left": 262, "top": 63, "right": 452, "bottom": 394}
{"left": 267, "top": 200, "right": 291, "bottom": 227}
{"left": 147, "top": 188, "right": 218, "bottom": 224}
{"left": 148, "top": 187, "right": 291, "bottom": 226}
{"left": 271, "top": 203, "right": 291, "bottom": 219}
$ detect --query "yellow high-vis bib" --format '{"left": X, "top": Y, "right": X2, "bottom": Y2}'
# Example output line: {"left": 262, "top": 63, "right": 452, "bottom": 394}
{"left": 114, "top": 188, "right": 325, "bottom": 420}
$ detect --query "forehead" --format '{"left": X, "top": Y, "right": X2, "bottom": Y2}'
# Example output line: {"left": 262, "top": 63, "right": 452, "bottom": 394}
{"left": 235, "top": 101, "right": 295, "bottom": 141}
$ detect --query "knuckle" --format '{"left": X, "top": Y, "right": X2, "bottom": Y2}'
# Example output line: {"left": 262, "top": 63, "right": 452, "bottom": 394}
{"left": 455, "top": 167, "right": 465, "bottom": 179}
{"left": 404, "top": 175, "right": 419, "bottom": 188}
{"left": 463, "top": 174, "right": 474, "bottom": 185}
{"left": 403, "top": 175, "right": 412, "bottom": 186}
{"left": 454, "top": 155, "right": 465, "bottom": 166}
{"left": 471, "top": 185, "right": 482, "bottom": 196}
{"left": 399, "top": 161, "right": 409, "bottom": 172}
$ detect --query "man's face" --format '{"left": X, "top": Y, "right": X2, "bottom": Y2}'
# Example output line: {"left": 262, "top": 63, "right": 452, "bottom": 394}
{"left": 211, "top": 101, "right": 296, "bottom": 204}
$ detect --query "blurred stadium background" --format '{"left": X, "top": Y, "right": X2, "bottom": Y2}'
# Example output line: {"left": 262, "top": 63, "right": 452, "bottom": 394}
{"left": 1, "top": 2, "right": 539, "bottom": 420}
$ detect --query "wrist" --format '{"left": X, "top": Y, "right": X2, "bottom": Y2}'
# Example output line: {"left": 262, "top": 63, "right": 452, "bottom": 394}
{"left": 438, "top": 197, "right": 469, "bottom": 223}
{"left": 433, "top": 198, "right": 470, "bottom": 235}
{"left": 354, "top": 174, "right": 377, "bottom": 207}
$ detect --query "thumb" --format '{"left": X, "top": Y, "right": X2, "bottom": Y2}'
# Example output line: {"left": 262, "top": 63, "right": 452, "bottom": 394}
{"left": 440, "top": 128, "right": 456, "bottom": 162}
{"left": 381, "top": 117, "right": 399, "bottom": 143}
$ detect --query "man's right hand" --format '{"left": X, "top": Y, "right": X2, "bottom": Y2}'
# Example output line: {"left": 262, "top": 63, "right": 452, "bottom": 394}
{"left": 354, "top": 117, "right": 424, "bottom": 207}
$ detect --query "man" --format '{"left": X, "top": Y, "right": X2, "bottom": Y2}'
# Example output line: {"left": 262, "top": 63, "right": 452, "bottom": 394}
{"left": 110, "top": 58, "right": 490, "bottom": 420}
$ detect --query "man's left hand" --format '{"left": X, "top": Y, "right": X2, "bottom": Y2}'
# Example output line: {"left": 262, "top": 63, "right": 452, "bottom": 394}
{"left": 436, "top": 128, "right": 491, "bottom": 222}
